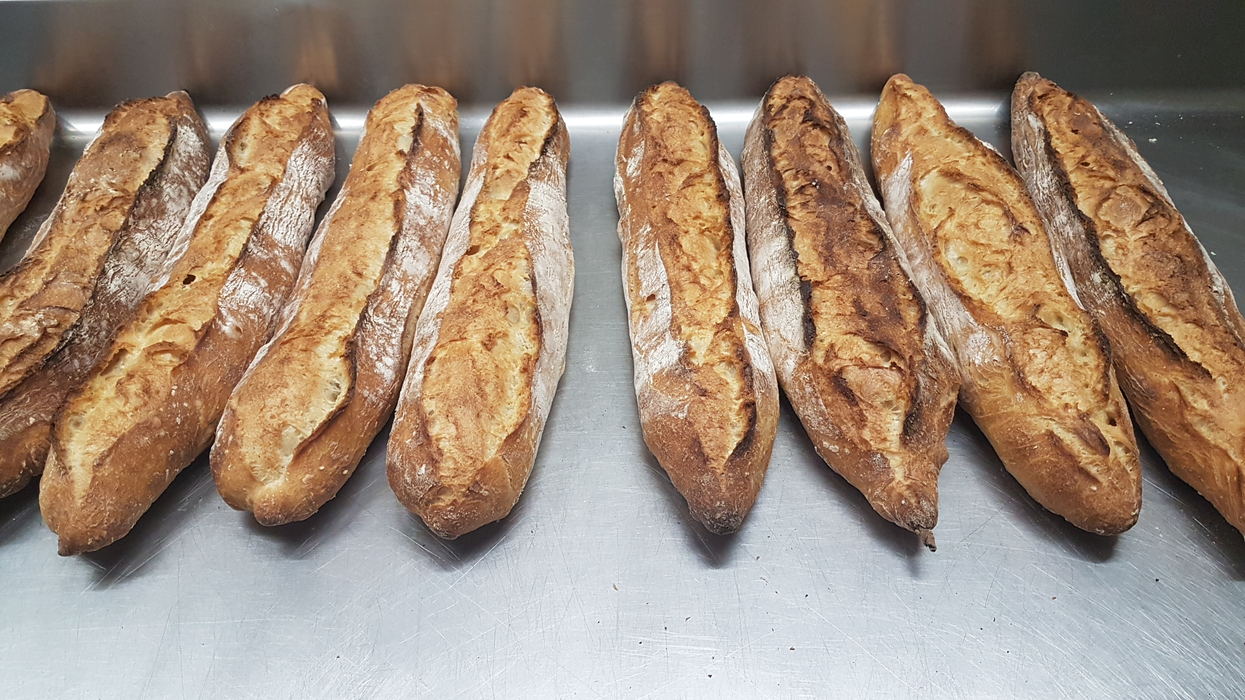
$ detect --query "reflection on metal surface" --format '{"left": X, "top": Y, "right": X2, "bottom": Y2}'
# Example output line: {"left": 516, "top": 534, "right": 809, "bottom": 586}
{"left": 627, "top": 0, "right": 688, "bottom": 96}
{"left": 968, "top": 0, "right": 1026, "bottom": 88}
{"left": 830, "top": 0, "right": 902, "bottom": 91}
{"left": 177, "top": 3, "right": 250, "bottom": 103}
{"left": 500, "top": 0, "right": 566, "bottom": 96}
{"left": 284, "top": 4, "right": 361, "bottom": 101}
{"left": 742, "top": 0, "right": 903, "bottom": 95}
{"left": 31, "top": 2, "right": 115, "bottom": 107}
{"left": 402, "top": 0, "right": 481, "bottom": 100}
{"left": 0, "top": 0, "right": 1243, "bottom": 107}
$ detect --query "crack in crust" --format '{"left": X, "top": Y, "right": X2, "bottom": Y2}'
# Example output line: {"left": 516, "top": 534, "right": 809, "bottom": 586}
{"left": 1013, "top": 72, "right": 1245, "bottom": 535}
{"left": 873, "top": 74, "right": 1140, "bottom": 535}
{"left": 617, "top": 81, "right": 778, "bottom": 534}
{"left": 744, "top": 75, "right": 958, "bottom": 547}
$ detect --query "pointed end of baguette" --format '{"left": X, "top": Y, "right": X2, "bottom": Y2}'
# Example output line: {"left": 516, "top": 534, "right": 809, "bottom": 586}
{"left": 916, "top": 528, "right": 936, "bottom": 552}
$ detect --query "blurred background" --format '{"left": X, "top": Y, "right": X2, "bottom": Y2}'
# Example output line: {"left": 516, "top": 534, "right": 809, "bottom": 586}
{"left": 0, "top": 0, "right": 1242, "bottom": 108}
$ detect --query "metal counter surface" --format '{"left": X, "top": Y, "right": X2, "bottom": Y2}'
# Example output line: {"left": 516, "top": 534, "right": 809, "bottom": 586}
{"left": 1, "top": 94, "right": 1244, "bottom": 699}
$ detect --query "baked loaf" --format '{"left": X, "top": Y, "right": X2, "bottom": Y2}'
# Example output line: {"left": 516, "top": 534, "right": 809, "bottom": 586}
{"left": 616, "top": 82, "right": 779, "bottom": 534}
{"left": 743, "top": 75, "right": 958, "bottom": 549}
{"left": 213, "top": 85, "right": 461, "bottom": 526}
{"left": 1013, "top": 72, "right": 1245, "bottom": 536}
{"left": 387, "top": 87, "right": 572, "bottom": 539}
{"left": 40, "top": 85, "right": 335, "bottom": 554}
{"left": 0, "top": 92, "right": 209, "bottom": 498}
{"left": 0, "top": 89, "right": 55, "bottom": 241}
{"left": 872, "top": 74, "right": 1141, "bottom": 535}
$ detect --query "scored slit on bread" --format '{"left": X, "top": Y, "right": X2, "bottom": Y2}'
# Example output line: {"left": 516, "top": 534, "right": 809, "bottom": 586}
{"left": 0, "top": 92, "right": 209, "bottom": 498}
{"left": 872, "top": 74, "right": 1141, "bottom": 535}
{"left": 1013, "top": 72, "right": 1245, "bottom": 535}
{"left": 40, "top": 85, "right": 334, "bottom": 555}
{"left": 743, "top": 75, "right": 958, "bottom": 548}
{"left": 213, "top": 85, "right": 461, "bottom": 525}
{"left": 616, "top": 81, "right": 779, "bottom": 534}
{"left": 389, "top": 86, "right": 573, "bottom": 539}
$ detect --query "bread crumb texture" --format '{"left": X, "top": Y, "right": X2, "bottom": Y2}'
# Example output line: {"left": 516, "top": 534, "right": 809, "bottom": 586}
{"left": 57, "top": 86, "right": 323, "bottom": 501}
{"left": 0, "top": 98, "right": 173, "bottom": 396}
{"left": 631, "top": 82, "right": 753, "bottom": 471}
{"left": 418, "top": 88, "right": 551, "bottom": 502}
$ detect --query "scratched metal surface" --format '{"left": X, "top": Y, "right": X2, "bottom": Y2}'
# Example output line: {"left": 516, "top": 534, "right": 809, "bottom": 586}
{"left": 1, "top": 94, "right": 1244, "bottom": 699}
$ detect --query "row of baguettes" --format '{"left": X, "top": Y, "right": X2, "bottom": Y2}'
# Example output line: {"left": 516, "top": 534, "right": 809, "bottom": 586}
{"left": 3, "top": 73, "right": 1240, "bottom": 554}
{"left": 620, "top": 74, "right": 1244, "bottom": 546}
{"left": 0, "top": 84, "right": 572, "bottom": 554}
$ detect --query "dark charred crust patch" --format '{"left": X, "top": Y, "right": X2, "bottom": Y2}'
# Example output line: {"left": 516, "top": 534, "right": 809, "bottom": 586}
{"left": 830, "top": 371, "right": 859, "bottom": 407}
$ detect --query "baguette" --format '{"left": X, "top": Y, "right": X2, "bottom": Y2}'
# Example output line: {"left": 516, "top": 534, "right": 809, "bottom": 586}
{"left": 0, "top": 92, "right": 209, "bottom": 498}
{"left": 213, "top": 85, "right": 461, "bottom": 526}
{"left": 0, "top": 89, "right": 55, "bottom": 241}
{"left": 40, "top": 85, "right": 335, "bottom": 554}
{"left": 742, "top": 75, "right": 959, "bottom": 549}
{"left": 615, "top": 82, "right": 779, "bottom": 534}
{"left": 1012, "top": 72, "right": 1245, "bottom": 536}
{"left": 387, "top": 87, "right": 572, "bottom": 539}
{"left": 871, "top": 74, "right": 1141, "bottom": 535}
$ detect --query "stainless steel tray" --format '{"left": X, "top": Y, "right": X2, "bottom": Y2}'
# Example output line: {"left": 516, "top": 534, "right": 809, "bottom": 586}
{"left": 1, "top": 94, "right": 1243, "bottom": 699}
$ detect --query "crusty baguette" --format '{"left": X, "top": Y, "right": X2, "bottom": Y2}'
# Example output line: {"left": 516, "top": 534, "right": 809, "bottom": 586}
{"left": 743, "top": 75, "right": 959, "bottom": 549}
{"left": 387, "top": 86, "right": 573, "bottom": 539}
{"left": 872, "top": 74, "right": 1141, "bottom": 535}
{"left": 40, "top": 85, "right": 335, "bottom": 554}
{"left": 615, "top": 82, "right": 779, "bottom": 534}
{"left": 0, "top": 92, "right": 209, "bottom": 498}
{"left": 1012, "top": 72, "right": 1245, "bottom": 536}
{"left": 0, "top": 89, "right": 55, "bottom": 241}
{"left": 213, "top": 85, "right": 461, "bottom": 526}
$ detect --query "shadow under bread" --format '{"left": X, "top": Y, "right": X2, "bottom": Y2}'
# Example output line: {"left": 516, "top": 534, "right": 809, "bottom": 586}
{"left": 787, "top": 397, "right": 927, "bottom": 573}
{"left": 1135, "top": 431, "right": 1245, "bottom": 581}
{"left": 952, "top": 408, "right": 1119, "bottom": 563}
{"left": 0, "top": 479, "right": 40, "bottom": 548}
{"left": 238, "top": 422, "right": 394, "bottom": 559}
{"left": 79, "top": 456, "right": 218, "bottom": 589}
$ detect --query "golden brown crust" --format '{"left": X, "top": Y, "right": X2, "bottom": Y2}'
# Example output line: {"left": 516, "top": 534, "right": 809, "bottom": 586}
{"left": 39, "top": 85, "right": 335, "bottom": 554}
{"left": 873, "top": 74, "right": 1141, "bottom": 535}
{"left": 0, "top": 92, "right": 210, "bottom": 498}
{"left": 743, "top": 75, "right": 958, "bottom": 547}
{"left": 0, "top": 89, "right": 55, "bottom": 239}
{"left": 388, "top": 87, "right": 574, "bottom": 539}
{"left": 212, "top": 85, "right": 461, "bottom": 526}
{"left": 616, "top": 82, "right": 779, "bottom": 534}
{"left": 1013, "top": 72, "right": 1245, "bottom": 535}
